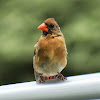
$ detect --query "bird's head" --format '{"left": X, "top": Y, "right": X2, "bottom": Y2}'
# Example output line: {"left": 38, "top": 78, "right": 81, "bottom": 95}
{"left": 38, "top": 18, "right": 61, "bottom": 36}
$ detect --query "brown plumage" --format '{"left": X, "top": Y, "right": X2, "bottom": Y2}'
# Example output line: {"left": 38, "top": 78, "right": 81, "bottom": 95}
{"left": 33, "top": 18, "right": 67, "bottom": 83}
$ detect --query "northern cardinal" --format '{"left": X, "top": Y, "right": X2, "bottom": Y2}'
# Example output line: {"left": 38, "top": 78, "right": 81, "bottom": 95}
{"left": 33, "top": 18, "right": 67, "bottom": 83}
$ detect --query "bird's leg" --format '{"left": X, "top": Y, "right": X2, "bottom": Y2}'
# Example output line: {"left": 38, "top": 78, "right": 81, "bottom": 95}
{"left": 57, "top": 72, "right": 67, "bottom": 81}
{"left": 39, "top": 73, "right": 45, "bottom": 83}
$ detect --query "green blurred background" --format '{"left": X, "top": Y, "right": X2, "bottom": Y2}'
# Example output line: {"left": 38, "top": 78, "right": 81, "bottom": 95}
{"left": 0, "top": 0, "right": 100, "bottom": 85}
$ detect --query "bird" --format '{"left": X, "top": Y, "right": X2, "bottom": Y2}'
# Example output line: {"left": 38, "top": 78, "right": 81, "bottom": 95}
{"left": 33, "top": 18, "right": 68, "bottom": 83}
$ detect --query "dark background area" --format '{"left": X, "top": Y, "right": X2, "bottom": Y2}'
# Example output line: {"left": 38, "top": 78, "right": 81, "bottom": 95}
{"left": 0, "top": 0, "right": 100, "bottom": 85}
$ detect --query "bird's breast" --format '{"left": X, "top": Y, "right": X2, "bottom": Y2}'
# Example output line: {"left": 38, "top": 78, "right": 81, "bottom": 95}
{"left": 36, "top": 61, "right": 65, "bottom": 76}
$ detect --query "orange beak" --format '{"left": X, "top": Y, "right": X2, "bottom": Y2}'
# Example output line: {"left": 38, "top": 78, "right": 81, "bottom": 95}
{"left": 38, "top": 23, "right": 48, "bottom": 32}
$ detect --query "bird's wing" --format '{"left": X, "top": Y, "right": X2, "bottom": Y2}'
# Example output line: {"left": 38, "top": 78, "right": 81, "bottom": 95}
{"left": 33, "top": 39, "right": 40, "bottom": 61}
{"left": 33, "top": 39, "right": 39, "bottom": 79}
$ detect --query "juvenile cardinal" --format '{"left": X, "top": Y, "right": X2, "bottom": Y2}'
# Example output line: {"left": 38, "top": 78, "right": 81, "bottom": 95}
{"left": 33, "top": 18, "right": 68, "bottom": 83}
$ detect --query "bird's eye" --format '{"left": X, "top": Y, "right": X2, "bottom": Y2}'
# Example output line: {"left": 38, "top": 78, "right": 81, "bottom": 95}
{"left": 49, "top": 24, "right": 54, "bottom": 28}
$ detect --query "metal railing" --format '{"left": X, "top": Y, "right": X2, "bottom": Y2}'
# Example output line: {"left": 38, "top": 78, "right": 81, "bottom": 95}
{"left": 0, "top": 73, "right": 100, "bottom": 100}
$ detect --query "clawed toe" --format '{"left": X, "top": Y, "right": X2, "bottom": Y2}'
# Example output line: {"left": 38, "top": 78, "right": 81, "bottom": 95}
{"left": 38, "top": 75, "right": 45, "bottom": 83}
{"left": 39, "top": 80, "right": 45, "bottom": 83}
{"left": 57, "top": 72, "right": 67, "bottom": 81}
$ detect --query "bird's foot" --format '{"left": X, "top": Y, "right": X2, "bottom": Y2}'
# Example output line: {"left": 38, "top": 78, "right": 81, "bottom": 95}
{"left": 57, "top": 72, "right": 67, "bottom": 81}
{"left": 38, "top": 80, "right": 45, "bottom": 83}
{"left": 38, "top": 75, "right": 45, "bottom": 83}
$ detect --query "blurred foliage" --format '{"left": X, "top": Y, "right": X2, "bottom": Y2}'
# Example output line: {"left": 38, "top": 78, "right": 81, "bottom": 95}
{"left": 0, "top": 0, "right": 100, "bottom": 85}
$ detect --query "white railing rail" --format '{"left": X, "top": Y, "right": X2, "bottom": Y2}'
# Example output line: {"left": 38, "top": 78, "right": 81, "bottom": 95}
{"left": 0, "top": 73, "right": 100, "bottom": 100}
